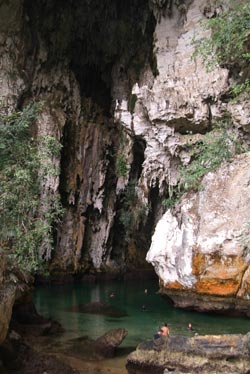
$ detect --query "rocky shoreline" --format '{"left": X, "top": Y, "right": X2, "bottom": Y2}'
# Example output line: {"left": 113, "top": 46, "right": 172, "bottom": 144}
{"left": 126, "top": 334, "right": 250, "bottom": 374}
{"left": 1, "top": 256, "right": 250, "bottom": 374}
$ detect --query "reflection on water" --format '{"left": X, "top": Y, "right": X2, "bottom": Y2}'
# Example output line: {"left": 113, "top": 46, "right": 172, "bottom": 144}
{"left": 33, "top": 279, "right": 250, "bottom": 347}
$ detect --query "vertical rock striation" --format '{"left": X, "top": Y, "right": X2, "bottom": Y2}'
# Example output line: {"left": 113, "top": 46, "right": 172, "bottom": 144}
{"left": 125, "top": 0, "right": 250, "bottom": 314}
{"left": 1, "top": 0, "right": 250, "bottom": 314}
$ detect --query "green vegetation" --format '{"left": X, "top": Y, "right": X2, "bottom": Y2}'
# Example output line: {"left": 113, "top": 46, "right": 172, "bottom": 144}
{"left": 180, "top": 123, "right": 234, "bottom": 191}
{"left": 119, "top": 182, "right": 137, "bottom": 242}
{"left": 192, "top": 1, "right": 250, "bottom": 102}
{"left": 0, "top": 103, "right": 63, "bottom": 273}
{"left": 163, "top": 186, "right": 180, "bottom": 209}
{"left": 230, "top": 79, "right": 250, "bottom": 101}
{"left": 166, "top": 0, "right": 250, "bottom": 208}
{"left": 119, "top": 181, "right": 148, "bottom": 242}
{"left": 192, "top": 1, "right": 250, "bottom": 71}
{"left": 164, "top": 120, "right": 248, "bottom": 208}
{"left": 116, "top": 154, "right": 128, "bottom": 177}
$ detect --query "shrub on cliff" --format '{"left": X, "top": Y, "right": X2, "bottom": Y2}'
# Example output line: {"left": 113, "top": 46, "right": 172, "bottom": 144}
{"left": 193, "top": 1, "right": 250, "bottom": 68}
{"left": 0, "top": 103, "right": 63, "bottom": 273}
{"left": 193, "top": 1, "right": 250, "bottom": 98}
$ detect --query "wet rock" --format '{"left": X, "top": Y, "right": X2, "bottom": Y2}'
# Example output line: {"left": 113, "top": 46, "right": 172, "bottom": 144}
{"left": 11, "top": 293, "right": 64, "bottom": 337}
{"left": 126, "top": 333, "right": 250, "bottom": 374}
{"left": 70, "top": 301, "right": 128, "bottom": 317}
{"left": 94, "top": 328, "right": 128, "bottom": 358}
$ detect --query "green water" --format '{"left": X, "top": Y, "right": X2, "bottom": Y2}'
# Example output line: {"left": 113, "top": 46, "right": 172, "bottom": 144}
{"left": 33, "top": 279, "right": 250, "bottom": 347}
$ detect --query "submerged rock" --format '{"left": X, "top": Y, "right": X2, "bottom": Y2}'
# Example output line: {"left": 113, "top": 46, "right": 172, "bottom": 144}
{"left": 126, "top": 333, "right": 250, "bottom": 374}
{"left": 70, "top": 301, "right": 128, "bottom": 317}
{"left": 54, "top": 329, "right": 128, "bottom": 360}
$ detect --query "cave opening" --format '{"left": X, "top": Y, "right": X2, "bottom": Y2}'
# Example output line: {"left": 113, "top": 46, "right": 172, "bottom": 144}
{"left": 24, "top": 0, "right": 157, "bottom": 114}
{"left": 22, "top": 0, "right": 158, "bottom": 273}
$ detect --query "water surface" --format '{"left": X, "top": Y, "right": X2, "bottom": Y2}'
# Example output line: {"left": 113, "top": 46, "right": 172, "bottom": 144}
{"left": 33, "top": 279, "right": 250, "bottom": 348}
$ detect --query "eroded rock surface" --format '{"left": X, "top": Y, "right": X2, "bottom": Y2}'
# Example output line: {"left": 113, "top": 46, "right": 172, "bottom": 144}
{"left": 113, "top": 0, "right": 250, "bottom": 313}
{"left": 126, "top": 333, "right": 250, "bottom": 374}
{"left": 94, "top": 328, "right": 128, "bottom": 358}
{"left": 0, "top": 256, "right": 30, "bottom": 346}
{"left": 1, "top": 0, "right": 250, "bottom": 315}
{"left": 147, "top": 153, "right": 250, "bottom": 315}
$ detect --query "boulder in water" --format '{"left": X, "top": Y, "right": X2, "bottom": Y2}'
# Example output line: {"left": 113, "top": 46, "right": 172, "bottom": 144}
{"left": 94, "top": 328, "right": 128, "bottom": 358}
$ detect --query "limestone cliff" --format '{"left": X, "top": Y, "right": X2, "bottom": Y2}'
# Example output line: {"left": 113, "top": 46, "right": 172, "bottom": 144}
{"left": 1, "top": 0, "right": 250, "bottom": 314}
{"left": 147, "top": 153, "right": 250, "bottom": 315}
{"left": 115, "top": 0, "right": 250, "bottom": 314}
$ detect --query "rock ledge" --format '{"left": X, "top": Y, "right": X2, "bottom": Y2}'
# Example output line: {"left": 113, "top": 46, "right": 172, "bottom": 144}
{"left": 126, "top": 333, "right": 250, "bottom": 374}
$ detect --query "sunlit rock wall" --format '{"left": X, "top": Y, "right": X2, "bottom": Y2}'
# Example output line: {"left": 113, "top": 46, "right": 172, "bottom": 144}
{"left": 115, "top": 0, "right": 250, "bottom": 313}
{"left": 115, "top": 0, "right": 231, "bottom": 200}
{"left": 147, "top": 153, "right": 250, "bottom": 315}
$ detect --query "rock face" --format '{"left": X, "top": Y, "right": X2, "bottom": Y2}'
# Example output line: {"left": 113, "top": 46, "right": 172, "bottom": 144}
{"left": 114, "top": 0, "right": 250, "bottom": 313}
{"left": 94, "top": 328, "right": 128, "bottom": 358}
{"left": 126, "top": 333, "right": 250, "bottom": 374}
{"left": 1, "top": 0, "right": 250, "bottom": 314}
{"left": 147, "top": 153, "right": 250, "bottom": 315}
{"left": 0, "top": 0, "right": 157, "bottom": 274}
{"left": 0, "top": 256, "right": 30, "bottom": 346}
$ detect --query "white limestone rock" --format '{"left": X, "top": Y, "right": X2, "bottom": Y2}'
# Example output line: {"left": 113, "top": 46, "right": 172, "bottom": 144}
{"left": 147, "top": 153, "right": 250, "bottom": 299}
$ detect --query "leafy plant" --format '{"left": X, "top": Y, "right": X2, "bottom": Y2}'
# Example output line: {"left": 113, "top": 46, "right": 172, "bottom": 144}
{"left": 163, "top": 119, "right": 248, "bottom": 209}
{"left": 179, "top": 121, "right": 245, "bottom": 192}
{"left": 230, "top": 78, "right": 250, "bottom": 100}
{"left": 118, "top": 181, "right": 138, "bottom": 242}
{"left": 163, "top": 194, "right": 180, "bottom": 209}
{"left": 192, "top": 1, "right": 250, "bottom": 71}
{"left": 116, "top": 154, "right": 128, "bottom": 177}
{"left": 163, "top": 184, "right": 181, "bottom": 209}
{"left": 163, "top": 1, "right": 250, "bottom": 209}
{"left": 0, "top": 103, "right": 63, "bottom": 273}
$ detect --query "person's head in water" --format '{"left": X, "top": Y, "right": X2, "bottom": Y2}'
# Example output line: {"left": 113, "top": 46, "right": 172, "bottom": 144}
{"left": 188, "top": 323, "right": 193, "bottom": 330}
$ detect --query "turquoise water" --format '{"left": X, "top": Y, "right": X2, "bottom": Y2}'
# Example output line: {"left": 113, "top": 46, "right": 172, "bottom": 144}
{"left": 33, "top": 279, "right": 250, "bottom": 347}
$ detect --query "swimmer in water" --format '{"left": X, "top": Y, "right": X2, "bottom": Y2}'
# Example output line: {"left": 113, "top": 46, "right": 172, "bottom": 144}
{"left": 142, "top": 304, "right": 147, "bottom": 311}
